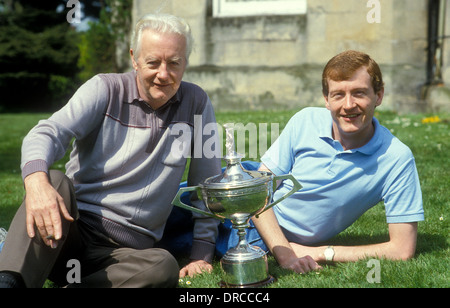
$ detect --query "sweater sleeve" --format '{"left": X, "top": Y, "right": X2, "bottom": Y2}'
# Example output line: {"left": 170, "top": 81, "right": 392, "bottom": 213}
{"left": 21, "top": 75, "right": 109, "bottom": 180}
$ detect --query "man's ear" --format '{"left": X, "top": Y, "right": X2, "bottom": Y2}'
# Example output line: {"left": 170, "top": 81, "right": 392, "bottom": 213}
{"left": 375, "top": 87, "right": 384, "bottom": 107}
{"left": 324, "top": 94, "right": 330, "bottom": 110}
{"left": 130, "top": 49, "right": 138, "bottom": 70}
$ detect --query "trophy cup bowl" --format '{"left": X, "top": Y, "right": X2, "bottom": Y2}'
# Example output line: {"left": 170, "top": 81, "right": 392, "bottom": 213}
{"left": 172, "top": 154, "right": 302, "bottom": 288}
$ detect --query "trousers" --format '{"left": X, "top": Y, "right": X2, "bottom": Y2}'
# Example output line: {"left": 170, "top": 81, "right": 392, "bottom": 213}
{"left": 0, "top": 170, "right": 179, "bottom": 288}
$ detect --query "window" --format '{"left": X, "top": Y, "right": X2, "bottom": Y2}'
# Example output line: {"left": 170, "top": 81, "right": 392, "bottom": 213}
{"left": 213, "top": 0, "right": 307, "bottom": 18}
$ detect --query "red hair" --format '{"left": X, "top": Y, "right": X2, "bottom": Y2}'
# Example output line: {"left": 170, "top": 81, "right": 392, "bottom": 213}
{"left": 322, "top": 50, "right": 384, "bottom": 96}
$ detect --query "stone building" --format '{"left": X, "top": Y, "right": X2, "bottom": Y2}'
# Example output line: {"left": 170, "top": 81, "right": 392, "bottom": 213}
{"left": 131, "top": 0, "right": 450, "bottom": 113}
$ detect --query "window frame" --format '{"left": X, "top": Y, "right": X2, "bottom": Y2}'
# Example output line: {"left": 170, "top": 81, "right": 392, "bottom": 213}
{"left": 212, "top": 0, "right": 307, "bottom": 18}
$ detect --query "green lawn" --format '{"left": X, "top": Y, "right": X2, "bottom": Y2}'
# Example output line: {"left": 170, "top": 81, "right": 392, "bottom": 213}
{"left": 0, "top": 110, "right": 448, "bottom": 288}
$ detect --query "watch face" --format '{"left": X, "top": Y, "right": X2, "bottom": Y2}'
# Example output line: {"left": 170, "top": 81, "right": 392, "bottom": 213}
{"left": 325, "top": 246, "right": 334, "bottom": 261}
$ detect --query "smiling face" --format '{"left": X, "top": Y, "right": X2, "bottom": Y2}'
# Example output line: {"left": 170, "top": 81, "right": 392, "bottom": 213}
{"left": 324, "top": 66, "right": 384, "bottom": 150}
{"left": 130, "top": 29, "right": 187, "bottom": 109}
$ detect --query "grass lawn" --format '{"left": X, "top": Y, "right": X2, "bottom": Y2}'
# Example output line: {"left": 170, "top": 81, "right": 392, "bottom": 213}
{"left": 0, "top": 109, "right": 448, "bottom": 288}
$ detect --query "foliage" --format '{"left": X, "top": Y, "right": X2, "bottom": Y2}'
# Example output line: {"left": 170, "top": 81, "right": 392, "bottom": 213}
{"left": 77, "top": 0, "right": 132, "bottom": 82}
{"left": 77, "top": 11, "right": 117, "bottom": 82}
{"left": 0, "top": 0, "right": 132, "bottom": 111}
{"left": 0, "top": 0, "right": 80, "bottom": 112}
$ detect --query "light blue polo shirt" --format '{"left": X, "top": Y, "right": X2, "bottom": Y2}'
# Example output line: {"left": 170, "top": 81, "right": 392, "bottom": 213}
{"left": 261, "top": 107, "right": 424, "bottom": 245}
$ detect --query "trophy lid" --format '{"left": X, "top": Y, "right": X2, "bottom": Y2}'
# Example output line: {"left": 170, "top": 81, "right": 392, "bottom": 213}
{"left": 201, "top": 124, "right": 272, "bottom": 189}
{"left": 202, "top": 155, "right": 271, "bottom": 189}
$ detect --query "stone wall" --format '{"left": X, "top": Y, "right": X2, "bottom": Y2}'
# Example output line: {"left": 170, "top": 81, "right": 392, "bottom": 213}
{"left": 132, "top": 0, "right": 447, "bottom": 113}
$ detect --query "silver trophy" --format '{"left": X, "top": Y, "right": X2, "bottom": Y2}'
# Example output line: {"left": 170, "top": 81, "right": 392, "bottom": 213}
{"left": 172, "top": 124, "right": 302, "bottom": 288}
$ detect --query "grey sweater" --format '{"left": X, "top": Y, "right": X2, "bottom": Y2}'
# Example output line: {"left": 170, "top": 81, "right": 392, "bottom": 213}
{"left": 21, "top": 72, "right": 222, "bottom": 262}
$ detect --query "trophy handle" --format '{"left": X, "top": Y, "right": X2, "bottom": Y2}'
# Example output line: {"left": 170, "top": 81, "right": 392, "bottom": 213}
{"left": 256, "top": 174, "right": 302, "bottom": 217}
{"left": 171, "top": 186, "right": 223, "bottom": 221}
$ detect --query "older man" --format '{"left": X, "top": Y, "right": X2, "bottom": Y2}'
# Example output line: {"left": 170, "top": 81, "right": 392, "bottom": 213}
{"left": 221, "top": 51, "right": 424, "bottom": 274}
{"left": 0, "top": 14, "right": 221, "bottom": 288}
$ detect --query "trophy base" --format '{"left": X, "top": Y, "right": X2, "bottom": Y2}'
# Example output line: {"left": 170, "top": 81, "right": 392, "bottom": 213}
{"left": 219, "top": 244, "right": 275, "bottom": 288}
{"left": 220, "top": 275, "right": 276, "bottom": 288}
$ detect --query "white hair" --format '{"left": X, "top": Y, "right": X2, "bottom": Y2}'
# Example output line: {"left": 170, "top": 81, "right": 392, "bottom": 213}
{"left": 130, "top": 14, "right": 193, "bottom": 63}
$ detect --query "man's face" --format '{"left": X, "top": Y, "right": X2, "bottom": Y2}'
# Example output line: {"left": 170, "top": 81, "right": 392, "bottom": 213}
{"left": 131, "top": 29, "right": 187, "bottom": 109}
{"left": 324, "top": 66, "right": 384, "bottom": 149}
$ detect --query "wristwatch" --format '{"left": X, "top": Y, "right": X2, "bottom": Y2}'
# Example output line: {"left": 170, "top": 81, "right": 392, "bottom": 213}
{"left": 324, "top": 246, "right": 335, "bottom": 262}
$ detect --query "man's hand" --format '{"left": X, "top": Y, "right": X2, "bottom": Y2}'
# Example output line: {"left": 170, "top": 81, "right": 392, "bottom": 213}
{"left": 179, "top": 260, "right": 213, "bottom": 278}
{"left": 274, "top": 245, "right": 322, "bottom": 274}
{"left": 281, "top": 255, "right": 321, "bottom": 274}
{"left": 24, "top": 172, "right": 73, "bottom": 248}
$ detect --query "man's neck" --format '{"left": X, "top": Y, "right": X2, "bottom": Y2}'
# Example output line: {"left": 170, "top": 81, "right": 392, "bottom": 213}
{"left": 332, "top": 122, "right": 375, "bottom": 151}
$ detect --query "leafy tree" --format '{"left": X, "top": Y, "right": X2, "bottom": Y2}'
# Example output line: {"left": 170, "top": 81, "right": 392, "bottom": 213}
{"left": 0, "top": 0, "right": 80, "bottom": 111}
{"left": 77, "top": 0, "right": 132, "bottom": 82}
{"left": 77, "top": 8, "right": 117, "bottom": 81}
{"left": 0, "top": 0, "right": 132, "bottom": 112}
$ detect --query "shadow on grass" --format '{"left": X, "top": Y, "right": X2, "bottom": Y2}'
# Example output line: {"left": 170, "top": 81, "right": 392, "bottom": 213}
{"left": 415, "top": 233, "right": 449, "bottom": 256}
